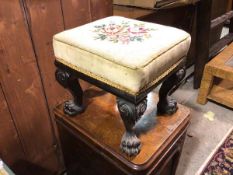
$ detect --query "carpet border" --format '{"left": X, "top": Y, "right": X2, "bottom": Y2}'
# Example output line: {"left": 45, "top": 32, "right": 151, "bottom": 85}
{"left": 195, "top": 126, "right": 233, "bottom": 175}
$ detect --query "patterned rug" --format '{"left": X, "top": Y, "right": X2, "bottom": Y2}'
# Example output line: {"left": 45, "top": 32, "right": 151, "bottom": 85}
{"left": 197, "top": 127, "right": 233, "bottom": 175}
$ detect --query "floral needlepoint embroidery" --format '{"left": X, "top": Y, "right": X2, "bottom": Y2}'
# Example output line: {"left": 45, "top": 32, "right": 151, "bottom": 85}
{"left": 93, "top": 21, "right": 156, "bottom": 44}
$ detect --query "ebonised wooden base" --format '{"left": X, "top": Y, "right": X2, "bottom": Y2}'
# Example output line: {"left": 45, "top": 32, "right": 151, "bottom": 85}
{"left": 55, "top": 61, "right": 186, "bottom": 156}
{"left": 54, "top": 88, "right": 190, "bottom": 175}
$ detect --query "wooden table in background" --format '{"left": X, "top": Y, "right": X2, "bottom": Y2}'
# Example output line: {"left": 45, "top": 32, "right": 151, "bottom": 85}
{"left": 197, "top": 42, "right": 233, "bottom": 108}
{"left": 113, "top": 5, "right": 155, "bottom": 19}
{"left": 54, "top": 87, "right": 190, "bottom": 175}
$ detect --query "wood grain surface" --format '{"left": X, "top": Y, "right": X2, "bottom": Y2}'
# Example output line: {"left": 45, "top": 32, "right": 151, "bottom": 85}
{"left": 55, "top": 87, "right": 190, "bottom": 174}
{"left": 0, "top": 0, "right": 61, "bottom": 172}
{"left": 113, "top": 5, "right": 154, "bottom": 19}
{"left": 198, "top": 42, "right": 233, "bottom": 108}
{"left": 90, "top": 0, "right": 113, "bottom": 21}
{"left": 23, "top": 0, "right": 69, "bottom": 116}
{"left": 0, "top": 85, "right": 24, "bottom": 166}
{"left": 208, "top": 79, "right": 233, "bottom": 108}
{"left": 61, "top": 0, "right": 92, "bottom": 29}
{"left": 0, "top": 0, "right": 113, "bottom": 173}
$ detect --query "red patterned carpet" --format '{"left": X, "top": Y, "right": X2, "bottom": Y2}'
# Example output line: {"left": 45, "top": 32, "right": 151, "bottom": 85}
{"left": 197, "top": 127, "right": 233, "bottom": 175}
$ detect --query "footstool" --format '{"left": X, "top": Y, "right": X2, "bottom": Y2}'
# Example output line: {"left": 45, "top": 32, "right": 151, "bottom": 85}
{"left": 53, "top": 16, "right": 191, "bottom": 156}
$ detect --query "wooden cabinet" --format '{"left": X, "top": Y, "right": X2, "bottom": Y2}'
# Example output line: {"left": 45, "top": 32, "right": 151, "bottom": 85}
{"left": 194, "top": 0, "right": 233, "bottom": 88}
{"left": 54, "top": 89, "right": 190, "bottom": 175}
{"left": 0, "top": 0, "right": 112, "bottom": 174}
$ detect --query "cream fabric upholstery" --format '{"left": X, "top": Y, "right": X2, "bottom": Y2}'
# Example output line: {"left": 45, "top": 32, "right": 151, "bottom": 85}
{"left": 53, "top": 16, "right": 191, "bottom": 95}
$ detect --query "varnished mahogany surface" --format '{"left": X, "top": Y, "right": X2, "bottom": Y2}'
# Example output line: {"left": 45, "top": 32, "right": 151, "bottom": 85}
{"left": 54, "top": 86, "right": 190, "bottom": 174}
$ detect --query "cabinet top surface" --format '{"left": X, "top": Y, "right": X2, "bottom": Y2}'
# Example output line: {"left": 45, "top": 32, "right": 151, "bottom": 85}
{"left": 54, "top": 87, "right": 190, "bottom": 170}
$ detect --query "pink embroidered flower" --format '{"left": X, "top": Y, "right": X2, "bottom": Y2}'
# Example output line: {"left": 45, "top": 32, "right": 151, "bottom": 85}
{"left": 102, "top": 23, "right": 123, "bottom": 35}
{"left": 118, "top": 35, "right": 130, "bottom": 44}
{"left": 93, "top": 21, "right": 156, "bottom": 44}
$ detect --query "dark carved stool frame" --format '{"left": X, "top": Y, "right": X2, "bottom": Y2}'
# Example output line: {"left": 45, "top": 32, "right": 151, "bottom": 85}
{"left": 55, "top": 60, "right": 186, "bottom": 156}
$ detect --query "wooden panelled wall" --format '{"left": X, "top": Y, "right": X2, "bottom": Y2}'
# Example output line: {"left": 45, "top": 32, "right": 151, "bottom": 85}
{"left": 0, "top": 0, "right": 112, "bottom": 174}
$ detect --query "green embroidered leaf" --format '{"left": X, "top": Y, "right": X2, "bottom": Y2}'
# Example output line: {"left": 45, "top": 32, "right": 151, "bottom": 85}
{"left": 137, "top": 38, "right": 142, "bottom": 42}
{"left": 99, "top": 34, "right": 107, "bottom": 40}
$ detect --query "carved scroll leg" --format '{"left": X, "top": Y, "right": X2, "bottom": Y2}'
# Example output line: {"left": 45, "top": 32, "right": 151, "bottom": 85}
{"left": 117, "top": 97, "right": 147, "bottom": 156}
{"left": 55, "top": 69, "right": 84, "bottom": 116}
{"left": 157, "top": 67, "right": 186, "bottom": 115}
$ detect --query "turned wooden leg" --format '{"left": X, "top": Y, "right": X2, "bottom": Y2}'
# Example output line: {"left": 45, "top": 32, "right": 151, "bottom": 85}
{"left": 55, "top": 68, "right": 84, "bottom": 116}
{"left": 197, "top": 67, "right": 214, "bottom": 104}
{"left": 117, "top": 97, "right": 147, "bottom": 156}
{"left": 157, "top": 67, "right": 186, "bottom": 115}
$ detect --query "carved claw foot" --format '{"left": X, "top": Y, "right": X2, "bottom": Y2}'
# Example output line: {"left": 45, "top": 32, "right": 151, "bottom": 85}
{"left": 157, "top": 97, "right": 177, "bottom": 115}
{"left": 55, "top": 68, "right": 84, "bottom": 117}
{"left": 120, "top": 132, "right": 141, "bottom": 156}
{"left": 117, "top": 97, "right": 147, "bottom": 156}
{"left": 64, "top": 100, "right": 84, "bottom": 116}
{"left": 157, "top": 67, "right": 186, "bottom": 116}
